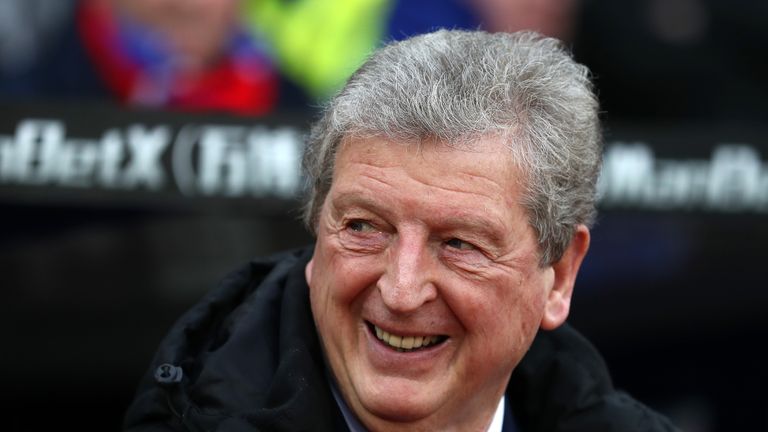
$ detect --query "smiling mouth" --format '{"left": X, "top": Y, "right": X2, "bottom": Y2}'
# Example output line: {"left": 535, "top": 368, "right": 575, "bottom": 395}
{"left": 367, "top": 322, "right": 448, "bottom": 352}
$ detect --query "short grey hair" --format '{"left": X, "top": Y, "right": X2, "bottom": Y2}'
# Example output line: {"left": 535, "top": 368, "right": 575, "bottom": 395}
{"left": 302, "top": 29, "right": 601, "bottom": 265}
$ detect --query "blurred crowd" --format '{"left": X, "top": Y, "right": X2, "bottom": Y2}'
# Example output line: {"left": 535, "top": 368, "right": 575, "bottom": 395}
{"left": 0, "top": 0, "right": 765, "bottom": 121}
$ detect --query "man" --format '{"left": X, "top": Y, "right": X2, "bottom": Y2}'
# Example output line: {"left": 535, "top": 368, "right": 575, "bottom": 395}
{"left": 124, "top": 30, "right": 678, "bottom": 431}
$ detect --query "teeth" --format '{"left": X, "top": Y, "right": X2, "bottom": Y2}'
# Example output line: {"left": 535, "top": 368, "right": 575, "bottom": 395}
{"left": 389, "top": 334, "right": 402, "bottom": 348}
{"left": 372, "top": 325, "right": 443, "bottom": 351}
{"left": 402, "top": 336, "right": 414, "bottom": 349}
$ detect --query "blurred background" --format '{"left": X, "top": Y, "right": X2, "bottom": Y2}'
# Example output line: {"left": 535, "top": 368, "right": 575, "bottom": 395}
{"left": 1, "top": 0, "right": 766, "bottom": 430}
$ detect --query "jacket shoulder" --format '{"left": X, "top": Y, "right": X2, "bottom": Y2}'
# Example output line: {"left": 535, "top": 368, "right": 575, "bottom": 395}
{"left": 123, "top": 247, "right": 320, "bottom": 431}
{"left": 508, "top": 324, "right": 680, "bottom": 432}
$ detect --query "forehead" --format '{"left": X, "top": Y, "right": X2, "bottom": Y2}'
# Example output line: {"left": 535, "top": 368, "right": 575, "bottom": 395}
{"left": 330, "top": 136, "right": 527, "bottom": 222}
{"left": 334, "top": 134, "right": 517, "bottom": 180}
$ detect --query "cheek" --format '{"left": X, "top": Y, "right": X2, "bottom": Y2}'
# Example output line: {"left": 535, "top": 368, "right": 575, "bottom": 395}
{"left": 311, "top": 239, "right": 383, "bottom": 310}
{"left": 454, "top": 273, "right": 548, "bottom": 360}
{"left": 506, "top": 272, "right": 550, "bottom": 338}
{"left": 515, "top": 289, "right": 548, "bottom": 342}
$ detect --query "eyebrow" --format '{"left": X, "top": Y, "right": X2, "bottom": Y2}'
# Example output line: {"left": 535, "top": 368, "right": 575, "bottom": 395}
{"left": 436, "top": 213, "right": 509, "bottom": 249}
{"left": 330, "top": 189, "right": 512, "bottom": 249}
{"left": 329, "top": 190, "right": 392, "bottom": 219}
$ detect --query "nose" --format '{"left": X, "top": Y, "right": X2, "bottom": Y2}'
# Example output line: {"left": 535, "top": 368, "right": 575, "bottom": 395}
{"left": 377, "top": 233, "right": 438, "bottom": 314}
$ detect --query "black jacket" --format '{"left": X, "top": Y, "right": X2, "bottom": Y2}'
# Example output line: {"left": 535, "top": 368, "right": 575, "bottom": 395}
{"left": 124, "top": 247, "right": 679, "bottom": 431}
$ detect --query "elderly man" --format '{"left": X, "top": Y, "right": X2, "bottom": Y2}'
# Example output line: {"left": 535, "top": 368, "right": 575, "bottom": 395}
{"left": 124, "top": 30, "right": 678, "bottom": 431}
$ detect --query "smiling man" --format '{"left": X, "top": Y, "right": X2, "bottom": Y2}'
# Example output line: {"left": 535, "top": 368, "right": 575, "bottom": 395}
{"left": 305, "top": 135, "right": 579, "bottom": 431}
{"left": 124, "top": 30, "right": 678, "bottom": 431}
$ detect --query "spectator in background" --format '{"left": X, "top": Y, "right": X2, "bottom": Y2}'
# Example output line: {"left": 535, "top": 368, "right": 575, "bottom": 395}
{"left": 243, "top": 0, "right": 582, "bottom": 103}
{"left": 384, "top": 0, "right": 581, "bottom": 41}
{"left": 0, "top": 1, "right": 76, "bottom": 98}
{"left": 1, "top": 0, "right": 581, "bottom": 114}
{"left": 467, "top": 0, "right": 580, "bottom": 40}
{"left": 243, "top": 0, "right": 390, "bottom": 102}
{"left": 77, "top": 0, "right": 279, "bottom": 115}
{"left": 3, "top": 0, "right": 765, "bottom": 123}
{"left": 0, "top": 0, "right": 283, "bottom": 115}
{"left": 0, "top": 1, "right": 73, "bottom": 87}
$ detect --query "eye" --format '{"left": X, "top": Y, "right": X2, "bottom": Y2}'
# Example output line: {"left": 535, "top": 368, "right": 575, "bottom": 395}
{"left": 445, "top": 238, "right": 477, "bottom": 251}
{"left": 338, "top": 218, "right": 388, "bottom": 253}
{"left": 347, "top": 219, "right": 377, "bottom": 233}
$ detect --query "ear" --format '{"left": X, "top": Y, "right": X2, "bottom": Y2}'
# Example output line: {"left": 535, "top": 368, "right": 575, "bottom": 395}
{"left": 305, "top": 257, "right": 315, "bottom": 286}
{"left": 541, "top": 225, "right": 590, "bottom": 330}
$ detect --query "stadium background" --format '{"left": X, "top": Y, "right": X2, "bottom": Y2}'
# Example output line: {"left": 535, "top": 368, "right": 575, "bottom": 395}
{"left": 1, "top": 0, "right": 766, "bottom": 430}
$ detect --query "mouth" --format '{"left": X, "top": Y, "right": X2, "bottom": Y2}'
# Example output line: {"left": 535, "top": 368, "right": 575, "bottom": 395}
{"left": 366, "top": 321, "right": 448, "bottom": 353}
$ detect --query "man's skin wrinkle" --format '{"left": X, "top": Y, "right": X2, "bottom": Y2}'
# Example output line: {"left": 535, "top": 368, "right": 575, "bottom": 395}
{"left": 352, "top": 161, "right": 507, "bottom": 201}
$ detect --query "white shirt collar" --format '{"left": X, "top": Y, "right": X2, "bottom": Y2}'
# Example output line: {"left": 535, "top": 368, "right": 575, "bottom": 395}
{"left": 488, "top": 395, "right": 506, "bottom": 432}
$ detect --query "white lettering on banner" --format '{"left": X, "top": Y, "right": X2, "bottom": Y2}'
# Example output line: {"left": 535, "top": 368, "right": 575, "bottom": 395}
{"left": 706, "top": 146, "right": 763, "bottom": 211}
{"left": 0, "top": 119, "right": 171, "bottom": 190}
{"left": 123, "top": 125, "right": 170, "bottom": 189}
{"left": 1, "top": 119, "right": 66, "bottom": 183}
{"left": 99, "top": 129, "right": 124, "bottom": 187}
{"left": 247, "top": 127, "right": 301, "bottom": 198}
{"left": 196, "top": 126, "right": 248, "bottom": 196}
{"left": 599, "top": 143, "right": 768, "bottom": 212}
{"left": 2, "top": 119, "right": 763, "bottom": 212}
{"left": 172, "top": 124, "right": 302, "bottom": 198}
{"left": 171, "top": 125, "right": 198, "bottom": 196}
{"left": 0, "top": 118, "right": 305, "bottom": 198}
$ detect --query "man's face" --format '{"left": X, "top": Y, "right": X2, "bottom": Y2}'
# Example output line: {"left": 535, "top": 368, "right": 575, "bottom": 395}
{"left": 306, "top": 136, "right": 578, "bottom": 430}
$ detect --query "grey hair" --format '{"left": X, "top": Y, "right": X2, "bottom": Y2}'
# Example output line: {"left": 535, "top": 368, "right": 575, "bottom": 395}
{"left": 302, "top": 29, "right": 601, "bottom": 265}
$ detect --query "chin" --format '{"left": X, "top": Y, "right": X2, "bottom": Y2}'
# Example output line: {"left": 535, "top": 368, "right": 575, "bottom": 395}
{"left": 364, "top": 399, "right": 434, "bottom": 423}
{"left": 357, "top": 377, "right": 444, "bottom": 423}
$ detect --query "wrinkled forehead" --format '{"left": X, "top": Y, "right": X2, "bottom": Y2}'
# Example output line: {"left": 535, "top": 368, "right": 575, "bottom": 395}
{"left": 331, "top": 134, "right": 527, "bottom": 200}
{"left": 333, "top": 130, "right": 530, "bottom": 182}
